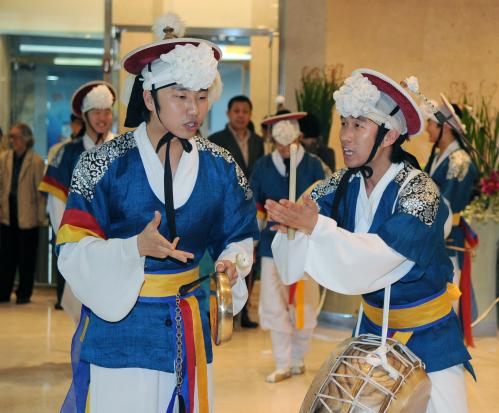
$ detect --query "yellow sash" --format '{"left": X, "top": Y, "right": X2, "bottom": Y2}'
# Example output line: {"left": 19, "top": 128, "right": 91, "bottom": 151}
{"left": 139, "top": 268, "right": 199, "bottom": 297}
{"left": 362, "top": 283, "right": 460, "bottom": 344}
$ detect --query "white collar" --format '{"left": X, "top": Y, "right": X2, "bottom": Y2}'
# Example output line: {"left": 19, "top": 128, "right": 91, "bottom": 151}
{"left": 82, "top": 134, "right": 95, "bottom": 151}
{"left": 429, "top": 140, "right": 460, "bottom": 176}
{"left": 133, "top": 122, "right": 198, "bottom": 208}
{"left": 82, "top": 132, "right": 114, "bottom": 151}
{"left": 355, "top": 162, "right": 404, "bottom": 232}
{"left": 271, "top": 144, "right": 305, "bottom": 177}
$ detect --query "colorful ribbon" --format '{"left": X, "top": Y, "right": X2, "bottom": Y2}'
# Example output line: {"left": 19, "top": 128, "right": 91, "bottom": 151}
{"left": 288, "top": 280, "right": 305, "bottom": 329}
{"left": 459, "top": 218, "right": 479, "bottom": 347}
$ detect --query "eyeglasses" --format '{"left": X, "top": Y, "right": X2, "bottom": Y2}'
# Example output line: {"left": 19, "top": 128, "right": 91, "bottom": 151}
{"left": 8, "top": 133, "right": 23, "bottom": 141}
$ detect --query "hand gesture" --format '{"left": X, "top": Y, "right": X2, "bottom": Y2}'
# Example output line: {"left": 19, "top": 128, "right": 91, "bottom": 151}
{"left": 137, "top": 211, "right": 194, "bottom": 263}
{"left": 265, "top": 194, "right": 318, "bottom": 235}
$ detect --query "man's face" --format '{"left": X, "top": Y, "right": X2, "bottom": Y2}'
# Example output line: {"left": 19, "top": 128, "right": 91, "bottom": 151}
{"left": 339, "top": 116, "right": 379, "bottom": 168}
{"left": 85, "top": 108, "right": 113, "bottom": 136}
{"left": 151, "top": 86, "right": 209, "bottom": 139}
{"left": 426, "top": 119, "right": 441, "bottom": 143}
{"left": 9, "top": 127, "right": 28, "bottom": 154}
{"left": 227, "top": 101, "right": 251, "bottom": 132}
{"left": 275, "top": 137, "right": 300, "bottom": 159}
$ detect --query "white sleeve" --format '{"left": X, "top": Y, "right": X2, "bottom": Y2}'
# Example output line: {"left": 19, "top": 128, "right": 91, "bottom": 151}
{"left": 58, "top": 236, "right": 145, "bottom": 322}
{"left": 216, "top": 237, "right": 253, "bottom": 315}
{"left": 442, "top": 197, "right": 453, "bottom": 239}
{"left": 47, "top": 194, "right": 66, "bottom": 233}
{"left": 272, "top": 214, "right": 415, "bottom": 295}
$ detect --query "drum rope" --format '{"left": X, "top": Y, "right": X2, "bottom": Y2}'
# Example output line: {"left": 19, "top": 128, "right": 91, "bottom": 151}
{"left": 471, "top": 297, "right": 499, "bottom": 328}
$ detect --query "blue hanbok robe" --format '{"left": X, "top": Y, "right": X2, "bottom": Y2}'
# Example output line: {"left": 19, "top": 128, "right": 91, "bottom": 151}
{"left": 56, "top": 122, "right": 258, "bottom": 412}
{"left": 272, "top": 162, "right": 471, "bottom": 374}
{"left": 427, "top": 141, "right": 478, "bottom": 268}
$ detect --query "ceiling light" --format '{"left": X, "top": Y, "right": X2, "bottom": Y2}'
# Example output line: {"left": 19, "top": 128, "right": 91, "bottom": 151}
{"left": 54, "top": 57, "right": 102, "bottom": 66}
{"left": 20, "top": 44, "right": 103, "bottom": 55}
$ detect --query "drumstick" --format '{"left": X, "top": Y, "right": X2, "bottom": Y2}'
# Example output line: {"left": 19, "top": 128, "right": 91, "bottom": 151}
{"left": 288, "top": 143, "right": 297, "bottom": 240}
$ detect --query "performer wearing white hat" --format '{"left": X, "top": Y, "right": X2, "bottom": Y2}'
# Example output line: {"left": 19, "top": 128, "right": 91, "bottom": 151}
{"left": 422, "top": 95, "right": 478, "bottom": 345}
{"left": 56, "top": 13, "right": 258, "bottom": 413}
{"left": 251, "top": 112, "right": 323, "bottom": 383}
{"left": 267, "top": 69, "right": 473, "bottom": 413}
{"left": 39, "top": 81, "right": 116, "bottom": 319}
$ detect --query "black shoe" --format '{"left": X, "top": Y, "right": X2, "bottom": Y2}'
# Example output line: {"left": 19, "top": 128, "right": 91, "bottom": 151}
{"left": 241, "top": 313, "right": 258, "bottom": 328}
{"left": 54, "top": 302, "right": 63, "bottom": 310}
{"left": 16, "top": 297, "right": 31, "bottom": 305}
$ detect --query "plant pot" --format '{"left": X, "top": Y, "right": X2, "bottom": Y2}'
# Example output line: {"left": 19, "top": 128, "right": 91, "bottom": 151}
{"left": 471, "top": 220, "right": 499, "bottom": 336}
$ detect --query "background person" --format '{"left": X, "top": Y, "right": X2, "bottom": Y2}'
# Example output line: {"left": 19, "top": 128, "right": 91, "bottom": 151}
{"left": 0, "top": 123, "right": 45, "bottom": 304}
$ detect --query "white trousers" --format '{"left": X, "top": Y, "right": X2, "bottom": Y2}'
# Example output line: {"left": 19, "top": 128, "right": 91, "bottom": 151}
{"left": 450, "top": 255, "right": 461, "bottom": 312}
{"left": 270, "top": 329, "right": 314, "bottom": 370}
{"left": 89, "top": 364, "right": 213, "bottom": 413}
{"left": 259, "top": 257, "right": 319, "bottom": 369}
{"left": 426, "top": 365, "right": 468, "bottom": 413}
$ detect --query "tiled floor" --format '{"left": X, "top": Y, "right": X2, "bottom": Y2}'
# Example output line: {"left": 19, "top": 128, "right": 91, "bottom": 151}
{"left": 0, "top": 287, "right": 497, "bottom": 412}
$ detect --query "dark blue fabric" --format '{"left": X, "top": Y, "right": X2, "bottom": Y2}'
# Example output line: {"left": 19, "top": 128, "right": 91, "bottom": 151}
{"left": 60, "top": 305, "right": 91, "bottom": 413}
{"left": 313, "top": 164, "right": 471, "bottom": 373}
{"left": 430, "top": 152, "right": 478, "bottom": 266}
{"left": 45, "top": 139, "right": 85, "bottom": 192}
{"left": 250, "top": 152, "right": 324, "bottom": 257}
{"left": 62, "top": 136, "right": 258, "bottom": 374}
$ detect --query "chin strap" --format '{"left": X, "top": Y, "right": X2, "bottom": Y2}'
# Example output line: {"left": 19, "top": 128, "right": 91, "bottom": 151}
{"left": 155, "top": 132, "right": 192, "bottom": 242}
{"left": 149, "top": 63, "right": 193, "bottom": 242}
{"left": 330, "top": 106, "right": 400, "bottom": 227}
{"left": 330, "top": 124, "right": 390, "bottom": 226}
{"left": 424, "top": 126, "right": 444, "bottom": 173}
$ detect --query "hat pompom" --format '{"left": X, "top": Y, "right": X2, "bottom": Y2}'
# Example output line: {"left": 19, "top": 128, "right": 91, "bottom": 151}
{"left": 272, "top": 120, "right": 301, "bottom": 146}
{"left": 81, "top": 84, "right": 114, "bottom": 113}
{"left": 403, "top": 76, "right": 420, "bottom": 94}
{"left": 152, "top": 13, "right": 186, "bottom": 40}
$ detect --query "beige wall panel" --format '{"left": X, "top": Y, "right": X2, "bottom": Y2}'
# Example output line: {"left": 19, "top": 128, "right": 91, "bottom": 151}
{"left": 250, "top": 36, "right": 279, "bottom": 134}
{"left": 113, "top": 0, "right": 160, "bottom": 26}
{"left": 0, "top": 0, "right": 104, "bottom": 34}
{"left": 252, "top": 0, "right": 279, "bottom": 30}
{"left": 0, "top": 36, "right": 10, "bottom": 141}
{"left": 282, "top": 0, "right": 328, "bottom": 111}
{"left": 161, "top": 0, "right": 253, "bottom": 28}
{"left": 325, "top": 0, "right": 499, "bottom": 168}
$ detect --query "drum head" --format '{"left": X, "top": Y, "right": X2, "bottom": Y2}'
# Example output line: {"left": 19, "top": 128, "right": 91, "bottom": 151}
{"left": 300, "top": 334, "right": 431, "bottom": 413}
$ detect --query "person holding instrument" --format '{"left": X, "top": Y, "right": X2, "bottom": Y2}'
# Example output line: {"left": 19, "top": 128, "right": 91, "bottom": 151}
{"left": 251, "top": 112, "right": 323, "bottom": 383}
{"left": 267, "top": 69, "right": 472, "bottom": 413}
{"left": 56, "top": 13, "right": 258, "bottom": 413}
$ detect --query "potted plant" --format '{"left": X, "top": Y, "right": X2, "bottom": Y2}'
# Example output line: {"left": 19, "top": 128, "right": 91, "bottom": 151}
{"left": 461, "top": 97, "right": 499, "bottom": 222}
{"left": 295, "top": 65, "right": 343, "bottom": 146}
{"left": 460, "top": 95, "right": 499, "bottom": 335}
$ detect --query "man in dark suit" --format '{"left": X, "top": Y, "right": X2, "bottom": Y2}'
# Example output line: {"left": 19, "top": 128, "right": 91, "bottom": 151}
{"left": 209, "top": 95, "right": 264, "bottom": 178}
{"left": 209, "top": 95, "right": 263, "bottom": 328}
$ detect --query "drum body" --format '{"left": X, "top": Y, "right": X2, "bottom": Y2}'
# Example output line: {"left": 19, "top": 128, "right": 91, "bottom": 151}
{"left": 209, "top": 272, "right": 233, "bottom": 345}
{"left": 300, "top": 334, "right": 431, "bottom": 413}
